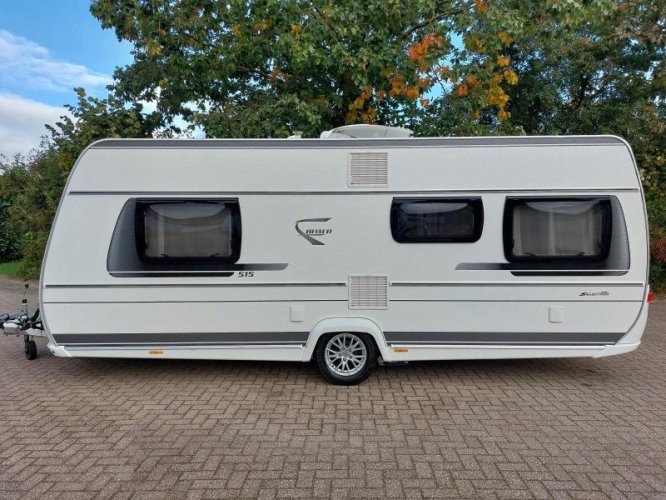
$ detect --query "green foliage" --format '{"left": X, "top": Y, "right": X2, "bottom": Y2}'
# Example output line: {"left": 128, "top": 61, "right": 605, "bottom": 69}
{"left": 0, "top": 89, "right": 160, "bottom": 279}
{"left": 91, "top": 0, "right": 426, "bottom": 134}
{"left": 650, "top": 261, "right": 666, "bottom": 293}
{"left": 647, "top": 191, "right": 666, "bottom": 293}
{"left": 0, "top": 148, "right": 62, "bottom": 278}
{"left": 496, "top": 1, "right": 665, "bottom": 189}
{"left": 0, "top": 261, "right": 21, "bottom": 280}
{"left": 90, "top": 0, "right": 524, "bottom": 135}
{"left": 0, "top": 197, "right": 20, "bottom": 262}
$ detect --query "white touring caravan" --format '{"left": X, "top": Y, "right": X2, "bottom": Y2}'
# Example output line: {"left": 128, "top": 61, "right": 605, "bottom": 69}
{"left": 1, "top": 125, "right": 651, "bottom": 384}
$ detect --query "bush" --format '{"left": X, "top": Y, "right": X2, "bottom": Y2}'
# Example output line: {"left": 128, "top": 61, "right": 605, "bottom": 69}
{"left": 650, "top": 238, "right": 666, "bottom": 293}
{"left": 0, "top": 198, "right": 20, "bottom": 262}
{"left": 646, "top": 190, "right": 666, "bottom": 292}
{"left": 0, "top": 147, "right": 68, "bottom": 279}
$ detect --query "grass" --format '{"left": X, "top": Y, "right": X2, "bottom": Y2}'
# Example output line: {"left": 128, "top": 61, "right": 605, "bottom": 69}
{"left": 0, "top": 260, "right": 22, "bottom": 279}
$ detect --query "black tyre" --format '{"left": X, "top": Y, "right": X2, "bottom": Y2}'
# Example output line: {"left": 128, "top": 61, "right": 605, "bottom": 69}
{"left": 24, "top": 339, "right": 37, "bottom": 360}
{"left": 314, "top": 332, "right": 377, "bottom": 385}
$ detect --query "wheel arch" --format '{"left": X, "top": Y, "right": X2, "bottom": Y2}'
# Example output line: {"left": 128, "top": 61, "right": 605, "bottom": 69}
{"left": 302, "top": 317, "right": 390, "bottom": 362}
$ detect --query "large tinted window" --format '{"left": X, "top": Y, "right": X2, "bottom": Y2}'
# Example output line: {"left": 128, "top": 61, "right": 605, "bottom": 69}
{"left": 391, "top": 198, "right": 483, "bottom": 243}
{"left": 136, "top": 200, "right": 241, "bottom": 263}
{"left": 504, "top": 198, "right": 612, "bottom": 261}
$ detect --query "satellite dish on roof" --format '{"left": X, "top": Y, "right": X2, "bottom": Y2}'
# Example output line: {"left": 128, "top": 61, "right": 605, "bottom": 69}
{"left": 320, "top": 124, "right": 413, "bottom": 139}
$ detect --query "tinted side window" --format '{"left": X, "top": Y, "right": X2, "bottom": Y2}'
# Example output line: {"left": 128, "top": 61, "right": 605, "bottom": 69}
{"left": 504, "top": 198, "right": 612, "bottom": 262}
{"left": 391, "top": 198, "right": 483, "bottom": 243}
{"left": 137, "top": 201, "right": 240, "bottom": 263}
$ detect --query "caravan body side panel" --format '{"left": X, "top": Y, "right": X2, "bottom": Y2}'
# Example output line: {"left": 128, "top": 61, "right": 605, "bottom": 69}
{"left": 39, "top": 136, "right": 649, "bottom": 362}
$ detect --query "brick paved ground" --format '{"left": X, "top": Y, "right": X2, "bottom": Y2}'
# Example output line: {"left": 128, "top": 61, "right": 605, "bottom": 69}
{"left": 0, "top": 277, "right": 664, "bottom": 499}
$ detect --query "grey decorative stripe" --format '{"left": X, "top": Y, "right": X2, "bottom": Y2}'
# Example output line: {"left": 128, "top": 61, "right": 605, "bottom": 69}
{"left": 90, "top": 136, "right": 625, "bottom": 149}
{"left": 45, "top": 300, "right": 347, "bottom": 304}
{"left": 390, "top": 281, "right": 644, "bottom": 287}
{"left": 455, "top": 262, "right": 629, "bottom": 277}
{"left": 68, "top": 188, "right": 640, "bottom": 196}
{"left": 117, "top": 263, "right": 287, "bottom": 272}
{"left": 109, "top": 271, "right": 235, "bottom": 278}
{"left": 226, "top": 264, "right": 289, "bottom": 271}
{"left": 65, "top": 342, "right": 305, "bottom": 348}
{"left": 456, "top": 263, "right": 619, "bottom": 271}
{"left": 108, "top": 263, "right": 288, "bottom": 278}
{"left": 45, "top": 282, "right": 347, "bottom": 289}
{"left": 384, "top": 331, "right": 623, "bottom": 345}
{"left": 54, "top": 332, "right": 309, "bottom": 345}
{"left": 389, "top": 299, "right": 641, "bottom": 303}
{"left": 511, "top": 271, "right": 628, "bottom": 277}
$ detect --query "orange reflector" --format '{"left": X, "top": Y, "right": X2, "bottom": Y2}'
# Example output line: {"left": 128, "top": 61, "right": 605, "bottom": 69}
{"left": 393, "top": 348, "right": 409, "bottom": 353}
{"left": 647, "top": 291, "right": 654, "bottom": 303}
{"left": 149, "top": 350, "right": 164, "bottom": 355}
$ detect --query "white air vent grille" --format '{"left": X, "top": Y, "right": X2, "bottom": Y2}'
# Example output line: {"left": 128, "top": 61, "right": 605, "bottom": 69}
{"left": 348, "top": 275, "right": 389, "bottom": 309}
{"left": 348, "top": 152, "right": 389, "bottom": 187}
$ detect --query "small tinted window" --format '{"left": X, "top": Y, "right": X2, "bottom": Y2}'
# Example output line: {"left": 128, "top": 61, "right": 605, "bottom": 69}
{"left": 391, "top": 198, "right": 483, "bottom": 243}
{"left": 136, "top": 200, "right": 241, "bottom": 263}
{"left": 504, "top": 198, "right": 612, "bottom": 261}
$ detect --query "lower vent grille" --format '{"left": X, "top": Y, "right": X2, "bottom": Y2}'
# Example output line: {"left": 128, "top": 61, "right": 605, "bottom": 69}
{"left": 348, "top": 275, "right": 389, "bottom": 309}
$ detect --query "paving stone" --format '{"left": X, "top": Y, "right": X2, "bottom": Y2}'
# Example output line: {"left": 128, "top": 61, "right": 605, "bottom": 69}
{"left": 0, "top": 278, "right": 664, "bottom": 498}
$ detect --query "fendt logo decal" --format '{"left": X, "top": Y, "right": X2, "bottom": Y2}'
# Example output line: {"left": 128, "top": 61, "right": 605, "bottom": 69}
{"left": 580, "top": 291, "right": 610, "bottom": 297}
{"left": 295, "top": 218, "right": 332, "bottom": 246}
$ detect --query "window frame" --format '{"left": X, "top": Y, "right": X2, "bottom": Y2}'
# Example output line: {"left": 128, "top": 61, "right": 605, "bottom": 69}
{"left": 134, "top": 199, "right": 242, "bottom": 265}
{"left": 503, "top": 196, "right": 613, "bottom": 263}
{"left": 390, "top": 197, "right": 484, "bottom": 243}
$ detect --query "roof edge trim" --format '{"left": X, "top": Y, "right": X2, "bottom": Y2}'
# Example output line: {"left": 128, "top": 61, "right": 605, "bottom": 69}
{"left": 89, "top": 135, "right": 627, "bottom": 150}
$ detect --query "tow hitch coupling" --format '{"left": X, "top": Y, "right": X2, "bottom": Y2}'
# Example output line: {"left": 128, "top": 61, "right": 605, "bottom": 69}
{"left": 0, "top": 284, "right": 43, "bottom": 360}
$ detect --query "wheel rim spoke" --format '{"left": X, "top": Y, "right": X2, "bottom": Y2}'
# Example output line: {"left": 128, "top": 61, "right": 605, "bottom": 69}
{"left": 324, "top": 333, "right": 367, "bottom": 377}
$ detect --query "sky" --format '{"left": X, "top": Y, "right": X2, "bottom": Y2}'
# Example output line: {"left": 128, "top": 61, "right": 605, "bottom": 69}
{"left": 0, "top": 0, "right": 132, "bottom": 158}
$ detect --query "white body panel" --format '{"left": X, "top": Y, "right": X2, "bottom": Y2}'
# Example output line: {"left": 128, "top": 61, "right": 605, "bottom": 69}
{"left": 40, "top": 136, "right": 650, "bottom": 363}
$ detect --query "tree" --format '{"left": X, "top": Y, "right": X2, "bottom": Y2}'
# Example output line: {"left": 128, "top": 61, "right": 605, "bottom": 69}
{"left": 496, "top": 1, "right": 664, "bottom": 159}
{"left": 90, "top": 0, "right": 527, "bottom": 137}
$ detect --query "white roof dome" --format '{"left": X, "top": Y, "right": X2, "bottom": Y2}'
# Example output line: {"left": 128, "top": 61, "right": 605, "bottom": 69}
{"left": 320, "top": 124, "right": 413, "bottom": 139}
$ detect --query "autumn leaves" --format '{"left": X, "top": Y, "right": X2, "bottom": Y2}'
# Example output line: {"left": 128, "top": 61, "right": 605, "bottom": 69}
{"left": 343, "top": 26, "right": 519, "bottom": 125}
